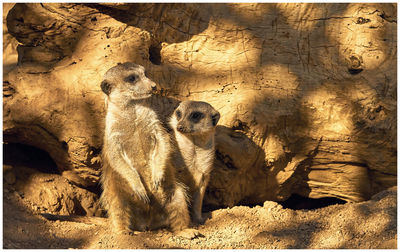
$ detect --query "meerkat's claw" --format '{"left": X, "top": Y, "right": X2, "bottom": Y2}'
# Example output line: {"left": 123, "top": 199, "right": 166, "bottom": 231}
{"left": 153, "top": 181, "right": 160, "bottom": 191}
{"left": 152, "top": 175, "right": 164, "bottom": 191}
{"left": 133, "top": 187, "right": 150, "bottom": 204}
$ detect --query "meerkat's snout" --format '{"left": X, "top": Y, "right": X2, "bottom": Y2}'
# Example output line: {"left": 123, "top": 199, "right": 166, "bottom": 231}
{"left": 176, "top": 123, "right": 186, "bottom": 133}
{"left": 146, "top": 77, "right": 156, "bottom": 90}
{"left": 149, "top": 81, "right": 157, "bottom": 94}
{"left": 148, "top": 79, "right": 163, "bottom": 95}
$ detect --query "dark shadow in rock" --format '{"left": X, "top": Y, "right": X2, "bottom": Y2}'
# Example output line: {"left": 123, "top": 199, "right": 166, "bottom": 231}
{"left": 203, "top": 125, "right": 268, "bottom": 210}
{"left": 3, "top": 126, "right": 70, "bottom": 173}
{"left": 280, "top": 194, "right": 346, "bottom": 210}
{"left": 3, "top": 142, "right": 59, "bottom": 174}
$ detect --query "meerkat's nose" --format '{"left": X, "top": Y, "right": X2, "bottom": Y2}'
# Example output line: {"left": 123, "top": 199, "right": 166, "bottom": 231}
{"left": 149, "top": 79, "right": 157, "bottom": 90}
{"left": 177, "top": 125, "right": 185, "bottom": 132}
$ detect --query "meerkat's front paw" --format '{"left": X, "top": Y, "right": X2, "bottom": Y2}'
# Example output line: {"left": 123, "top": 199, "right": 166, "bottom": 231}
{"left": 175, "top": 228, "right": 204, "bottom": 239}
{"left": 152, "top": 172, "right": 164, "bottom": 190}
{"left": 132, "top": 186, "right": 150, "bottom": 204}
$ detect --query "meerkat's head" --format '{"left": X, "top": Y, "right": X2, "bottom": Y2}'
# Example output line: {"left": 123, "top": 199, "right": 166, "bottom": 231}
{"left": 100, "top": 62, "right": 157, "bottom": 104}
{"left": 171, "top": 101, "right": 220, "bottom": 136}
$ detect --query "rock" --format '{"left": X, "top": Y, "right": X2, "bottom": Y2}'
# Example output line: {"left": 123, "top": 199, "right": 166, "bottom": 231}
{"left": 3, "top": 3, "right": 18, "bottom": 75}
{"left": 4, "top": 170, "right": 16, "bottom": 185}
{"left": 13, "top": 166, "right": 102, "bottom": 216}
{"left": 4, "top": 164, "right": 16, "bottom": 185}
{"left": 62, "top": 170, "right": 98, "bottom": 189}
{"left": 263, "top": 201, "right": 283, "bottom": 211}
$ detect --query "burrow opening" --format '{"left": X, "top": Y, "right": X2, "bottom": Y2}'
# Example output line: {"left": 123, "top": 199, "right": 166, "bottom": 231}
{"left": 204, "top": 194, "right": 346, "bottom": 212}
{"left": 3, "top": 142, "right": 59, "bottom": 174}
{"left": 279, "top": 194, "right": 346, "bottom": 210}
{"left": 149, "top": 43, "right": 162, "bottom": 65}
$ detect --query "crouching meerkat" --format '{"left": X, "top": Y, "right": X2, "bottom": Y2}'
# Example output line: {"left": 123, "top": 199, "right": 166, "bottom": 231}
{"left": 169, "top": 101, "right": 220, "bottom": 224}
{"left": 100, "top": 62, "right": 199, "bottom": 238}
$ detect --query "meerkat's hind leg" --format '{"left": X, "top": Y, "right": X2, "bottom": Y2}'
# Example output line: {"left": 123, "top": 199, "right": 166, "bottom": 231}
{"left": 166, "top": 183, "right": 203, "bottom": 239}
{"left": 105, "top": 190, "right": 137, "bottom": 235}
{"left": 192, "top": 189, "right": 205, "bottom": 224}
{"left": 192, "top": 175, "right": 210, "bottom": 224}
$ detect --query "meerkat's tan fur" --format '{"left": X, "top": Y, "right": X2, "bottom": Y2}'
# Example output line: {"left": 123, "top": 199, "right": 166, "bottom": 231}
{"left": 169, "top": 101, "right": 220, "bottom": 224}
{"left": 100, "top": 63, "right": 198, "bottom": 237}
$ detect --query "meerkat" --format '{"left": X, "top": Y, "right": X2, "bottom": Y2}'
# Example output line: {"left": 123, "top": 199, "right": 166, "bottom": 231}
{"left": 100, "top": 62, "right": 199, "bottom": 238}
{"left": 169, "top": 101, "right": 220, "bottom": 224}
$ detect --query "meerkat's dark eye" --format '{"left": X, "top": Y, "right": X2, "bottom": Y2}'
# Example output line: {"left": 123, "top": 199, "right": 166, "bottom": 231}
{"left": 124, "top": 74, "right": 138, "bottom": 83}
{"left": 190, "top": 112, "right": 203, "bottom": 122}
{"left": 176, "top": 110, "right": 182, "bottom": 119}
{"left": 100, "top": 80, "right": 111, "bottom": 95}
{"left": 211, "top": 112, "right": 220, "bottom": 126}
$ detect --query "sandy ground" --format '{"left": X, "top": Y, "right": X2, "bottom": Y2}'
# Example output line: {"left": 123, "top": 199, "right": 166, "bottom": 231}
{"left": 3, "top": 164, "right": 397, "bottom": 250}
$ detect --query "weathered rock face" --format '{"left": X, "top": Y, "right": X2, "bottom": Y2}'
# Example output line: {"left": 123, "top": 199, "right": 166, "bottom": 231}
{"left": 4, "top": 3, "right": 397, "bottom": 209}
{"left": 4, "top": 164, "right": 102, "bottom": 216}
{"left": 3, "top": 3, "right": 18, "bottom": 74}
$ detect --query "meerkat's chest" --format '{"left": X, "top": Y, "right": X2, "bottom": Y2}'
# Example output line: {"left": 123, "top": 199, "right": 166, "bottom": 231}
{"left": 107, "top": 104, "right": 160, "bottom": 131}
{"left": 176, "top": 134, "right": 214, "bottom": 174}
{"left": 105, "top": 108, "right": 160, "bottom": 163}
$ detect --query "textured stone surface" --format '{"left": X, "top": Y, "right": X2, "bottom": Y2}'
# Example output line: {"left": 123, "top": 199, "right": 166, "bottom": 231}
{"left": 3, "top": 3, "right": 18, "bottom": 74}
{"left": 3, "top": 3, "right": 397, "bottom": 207}
{"left": 5, "top": 165, "right": 102, "bottom": 216}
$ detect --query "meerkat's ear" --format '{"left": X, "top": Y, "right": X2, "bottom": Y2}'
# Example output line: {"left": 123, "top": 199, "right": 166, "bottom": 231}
{"left": 101, "top": 80, "right": 111, "bottom": 95}
{"left": 211, "top": 111, "right": 220, "bottom": 126}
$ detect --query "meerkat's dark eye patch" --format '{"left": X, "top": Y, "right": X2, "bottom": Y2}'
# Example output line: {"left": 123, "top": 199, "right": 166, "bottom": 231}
{"left": 124, "top": 74, "right": 138, "bottom": 83}
{"left": 190, "top": 111, "right": 203, "bottom": 123}
{"left": 211, "top": 112, "right": 220, "bottom": 126}
{"left": 176, "top": 110, "right": 182, "bottom": 119}
{"left": 100, "top": 80, "right": 111, "bottom": 95}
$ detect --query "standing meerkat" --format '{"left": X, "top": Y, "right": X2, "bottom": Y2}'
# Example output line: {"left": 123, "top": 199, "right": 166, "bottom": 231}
{"left": 169, "top": 101, "right": 220, "bottom": 224}
{"left": 100, "top": 62, "right": 199, "bottom": 238}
